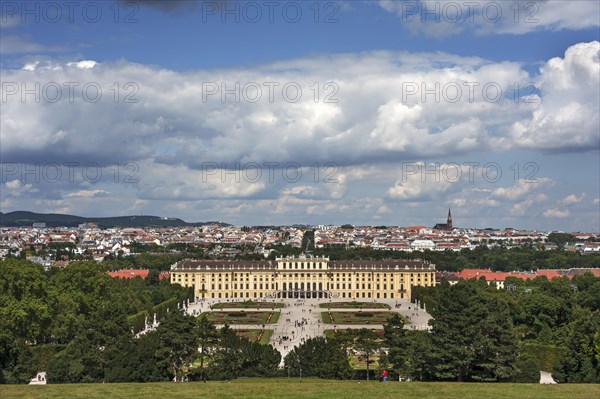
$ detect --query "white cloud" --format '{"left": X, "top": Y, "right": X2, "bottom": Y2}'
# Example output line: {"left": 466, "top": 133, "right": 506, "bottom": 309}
{"left": 65, "top": 189, "right": 109, "bottom": 198}
{"left": 377, "top": 1, "right": 600, "bottom": 37}
{"left": 560, "top": 193, "right": 586, "bottom": 205}
{"left": 0, "top": 36, "right": 66, "bottom": 54}
{"left": 511, "top": 193, "right": 548, "bottom": 216}
{"left": 386, "top": 162, "right": 470, "bottom": 201}
{"left": 2, "top": 43, "right": 597, "bottom": 170}
{"left": 510, "top": 41, "right": 600, "bottom": 152}
{"left": 1, "top": 42, "right": 598, "bottom": 231}
{"left": 67, "top": 60, "right": 97, "bottom": 69}
{"left": 543, "top": 208, "right": 570, "bottom": 218}
{"left": 2, "top": 180, "right": 38, "bottom": 196}
{"left": 492, "top": 178, "right": 553, "bottom": 201}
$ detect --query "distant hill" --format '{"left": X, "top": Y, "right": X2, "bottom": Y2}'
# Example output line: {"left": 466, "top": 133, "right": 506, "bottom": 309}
{"left": 0, "top": 211, "right": 230, "bottom": 228}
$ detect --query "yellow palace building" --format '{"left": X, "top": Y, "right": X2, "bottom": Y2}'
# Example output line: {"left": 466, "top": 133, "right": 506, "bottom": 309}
{"left": 170, "top": 254, "right": 436, "bottom": 300}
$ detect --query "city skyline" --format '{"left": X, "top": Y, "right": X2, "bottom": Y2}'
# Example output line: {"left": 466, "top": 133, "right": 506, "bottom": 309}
{"left": 1, "top": 1, "right": 599, "bottom": 232}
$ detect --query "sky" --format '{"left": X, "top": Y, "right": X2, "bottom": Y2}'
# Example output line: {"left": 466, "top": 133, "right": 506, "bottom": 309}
{"left": 0, "top": 0, "right": 599, "bottom": 231}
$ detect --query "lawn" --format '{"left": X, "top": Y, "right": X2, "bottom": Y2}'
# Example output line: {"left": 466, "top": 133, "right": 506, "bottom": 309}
{"left": 322, "top": 311, "right": 399, "bottom": 324}
{"left": 349, "top": 354, "right": 381, "bottom": 370}
{"left": 211, "top": 301, "right": 284, "bottom": 309}
{"left": 2, "top": 380, "right": 598, "bottom": 399}
{"left": 324, "top": 328, "right": 384, "bottom": 340}
{"left": 203, "top": 311, "right": 280, "bottom": 325}
{"left": 236, "top": 329, "right": 274, "bottom": 345}
{"left": 319, "top": 301, "right": 390, "bottom": 309}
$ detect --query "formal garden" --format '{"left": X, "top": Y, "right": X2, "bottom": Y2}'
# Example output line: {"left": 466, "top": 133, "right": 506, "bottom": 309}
{"left": 210, "top": 301, "right": 284, "bottom": 309}
{"left": 322, "top": 311, "right": 401, "bottom": 324}
{"left": 203, "top": 310, "right": 280, "bottom": 324}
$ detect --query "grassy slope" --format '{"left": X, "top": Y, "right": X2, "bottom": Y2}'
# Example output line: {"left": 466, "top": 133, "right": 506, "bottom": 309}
{"left": 2, "top": 380, "right": 599, "bottom": 399}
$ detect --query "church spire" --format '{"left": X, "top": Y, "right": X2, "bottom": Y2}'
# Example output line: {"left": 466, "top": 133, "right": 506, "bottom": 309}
{"left": 447, "top": 208, "right": 452, "bottom": 228}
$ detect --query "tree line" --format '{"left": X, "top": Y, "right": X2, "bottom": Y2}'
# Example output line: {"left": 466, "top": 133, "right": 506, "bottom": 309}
{"left": 1, "top": 258, "right": 598, "bottom": 384}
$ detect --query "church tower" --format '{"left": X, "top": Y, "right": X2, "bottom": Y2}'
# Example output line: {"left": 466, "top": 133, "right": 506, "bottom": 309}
{"left": 447, "top": 208, "right": 452, "bottom": 229}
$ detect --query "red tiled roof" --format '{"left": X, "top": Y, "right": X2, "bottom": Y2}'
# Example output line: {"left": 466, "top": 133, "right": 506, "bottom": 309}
{"left": 107, "top": 269, "right": 170, "bottom": 280}
{"left": 453, "top": 268, "right": 600, "bottom": 282}
{"left": 454, "top": 269, "right": 535, "bottom": 282}
{"left": 535, "top": 269, "right": 562, "bottom": 279}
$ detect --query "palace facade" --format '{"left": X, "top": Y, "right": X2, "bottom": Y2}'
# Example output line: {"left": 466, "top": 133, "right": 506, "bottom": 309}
{"left": 170, "top": 254, "right": 436, "bottom": 300}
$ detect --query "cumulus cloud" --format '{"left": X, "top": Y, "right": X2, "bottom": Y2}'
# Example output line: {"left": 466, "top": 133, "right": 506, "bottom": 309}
{"left": 511, "top": 193, "right": 548, "bottom": 216}
{"left": 560, "top": 193, "right": 586, "bottom": 205}
{"left": 65, "top": 189, "right": 109, "bottom": 198}
{"left": 510, "top": 41, "right": 600, "bottom": 152}
{"left": 1, "top": 43, "right": 597, "bottom": 170}
{"left": 378, "top": 1, "right": 600, "bottom": 37}
{"left": 492, "top": 178, "right": 553, "bottom": 201}
{"left": 3, "top": 179, "right": 38, "bottom": 196}
{"left": 543, "top": 208, "right": 570, "bottom": 218}
{"left": 1, "top": 42, "right": 598, "bottom": 230}
{"left": 386, "top": 162, "right": 471, "bottom": 201}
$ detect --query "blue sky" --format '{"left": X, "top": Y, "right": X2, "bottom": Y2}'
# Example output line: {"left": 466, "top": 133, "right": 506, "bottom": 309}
{"left": 1, "top": 0, "right": 599, "bottom": 231}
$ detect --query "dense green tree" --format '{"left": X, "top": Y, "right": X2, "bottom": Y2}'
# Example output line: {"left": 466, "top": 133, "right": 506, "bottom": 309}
{"left": 513, "top": 354, "right": 541, "bottom": 383}
{"left": 194, "top": 314, "right": 219, "bottom": 382}
{"left": 427, "top": 280, "right": 518, "bottom": 382}
{"left": 547, "top": 233, "right": 577, "bottom": 250}
{"left": 283, "top": 336, "right": 352, "bottom": 379}
{"left": 146, "top": 269, "right": 161, "bottom": 286}
{"left": 383, "top": 315, "right": 431, "bottom": 382}
{"left": 553, "top": 308, "right": 600, "bottom": 383}
{"left": 208, "top": 326, "right": 280, "bottom": 380}
{"left": 155, "top": 309, "right": 199, "bottom": 382}
{"left": 46, "top": 302, "right": 131, "bottom": 383}
{"left": 381, "top": 314, "right": 406, "bottom": 370}
{"left": 104, "top": 332, "right": 168, "bottom": 382}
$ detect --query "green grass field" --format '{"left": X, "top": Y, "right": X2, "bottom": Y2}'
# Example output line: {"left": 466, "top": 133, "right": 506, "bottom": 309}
{"left": 324, "top": 328, "right": 384, "bottom": 339}
{"left": 322, "top": 311, "right": 397, "bottom": 324}
{"left": 203, "top": 311, "right": 280, "bottom": 325}
{"left": 2, "top": 380, "right": 598, "bottom": 399}
{"left": 236, "top": 329, "right": 274, "bottom": 345}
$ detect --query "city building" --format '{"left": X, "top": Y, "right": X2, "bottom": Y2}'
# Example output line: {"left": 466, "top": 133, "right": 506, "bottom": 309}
{"left": 170, "top": 254, "right": 436, "bottom": 300}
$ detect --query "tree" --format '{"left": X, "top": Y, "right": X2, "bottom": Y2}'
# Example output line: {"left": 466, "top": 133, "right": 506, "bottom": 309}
{"left": 146, "top": 269, "right": 161, "bottom": 286}
{"left": 513, "top": 354, "right": 541, "bottom": 383}
{"left": 155, "top": 309, "right": 198, "bottom": 382}
{"left": 427, "top": 281, "right": 518, "bottom": 382}
{"left": 195, "top": 314, "right": 218, "bottom": 381}
{"left": 381, "top": 314, "right": 407, "bottom": 376}
{"left": 46, "top": 302, "right": 132, "bottom": 383}
{"left": 104, "top": 331, "right": 167, "bottom": 382}
{"left": 547, "top": 233, "right": 577, "bottom": 250}
{"left": 553, "top": 308, "right": 600, "bottom": 383}
{"left": 284, "top": 336, "right": 352, "bottom": 379}
{"left": 208, "top": 326, "right": 243, "bottom": 380}
{"left": 383, "top": 316, "right": 431, "bottom": 382}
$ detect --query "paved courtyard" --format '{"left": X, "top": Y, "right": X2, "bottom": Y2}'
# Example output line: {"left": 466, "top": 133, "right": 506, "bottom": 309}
{"left": 185, "top": 297, "right": 431, "bottom": 365}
